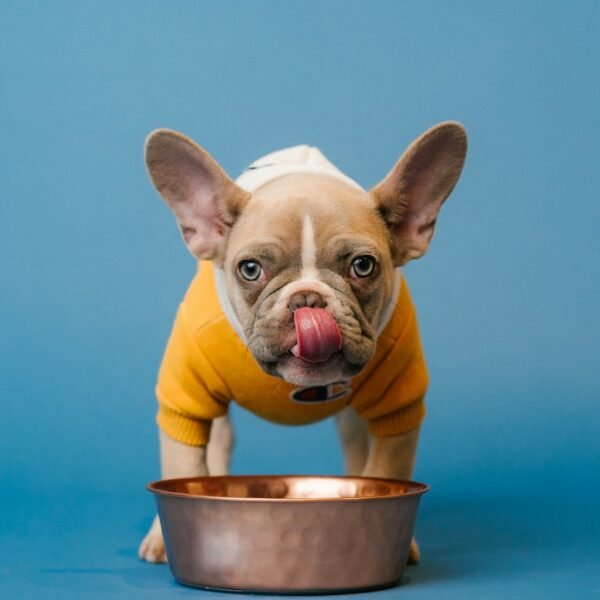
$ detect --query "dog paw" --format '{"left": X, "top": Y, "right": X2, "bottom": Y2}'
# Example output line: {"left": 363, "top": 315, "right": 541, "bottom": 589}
{"left": 138, "top": 516, "right": 167, "bottom": 563}
{"left": 407, "top": 537, "right": 420, "bottom": 565}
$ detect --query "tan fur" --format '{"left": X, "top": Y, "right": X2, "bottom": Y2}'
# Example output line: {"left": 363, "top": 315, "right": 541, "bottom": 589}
{"left": 372, "top": 122, "right": 467, "bottom": 264}
{"left": 139, "top": 123, "right": 467, "bottom": 566}
{"left": 224, "top": 174, "right": 397, "bottom": 385}
{"left": 138, "top": 430, "right": 208, "bottom": 563}
{"left": 206, "top": 414, "right": 235, "bottom": 476}
{"left": 145, "top": 129, "right": 250, "bottom": 263}
{"left": 335, "top": 407, "right": 370, "bottom": 476}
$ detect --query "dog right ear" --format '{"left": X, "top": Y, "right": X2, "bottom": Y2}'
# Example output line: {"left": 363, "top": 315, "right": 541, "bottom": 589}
{"left": 145, "top": 129, "right": 250, "bottom": 263}
{"left": 371, "top": 122, "right": 467, "bottom": 265}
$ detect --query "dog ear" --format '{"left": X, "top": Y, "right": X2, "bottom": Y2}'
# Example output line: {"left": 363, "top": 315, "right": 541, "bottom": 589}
{"left": 371, "top": 121, "right": 467, "bottom": 265}
{"left": 145, "top": 129, "right": 250, "bottom": 262}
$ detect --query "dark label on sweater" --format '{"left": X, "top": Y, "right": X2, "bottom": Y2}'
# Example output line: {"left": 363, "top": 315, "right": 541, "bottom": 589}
{"left": 290, "top": 381, "right": 351, "bottom": 404}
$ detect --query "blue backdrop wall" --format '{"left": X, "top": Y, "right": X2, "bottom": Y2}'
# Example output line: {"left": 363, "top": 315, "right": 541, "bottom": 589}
{"left": 1, "top": 2, "right": 599, "bottom": 598}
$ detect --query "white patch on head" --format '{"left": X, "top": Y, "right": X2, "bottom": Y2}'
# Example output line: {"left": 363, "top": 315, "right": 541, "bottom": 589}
{"left": 274, "top": 213, "right": 341, "bottom": 312}
{"left": 301, "top": 214, "right": 318, "bottom": 280}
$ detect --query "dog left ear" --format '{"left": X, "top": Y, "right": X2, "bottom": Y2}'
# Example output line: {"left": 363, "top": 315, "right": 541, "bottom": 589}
{"left": 371, "top": 121, "right": 467, "bottom": 265}
{"left": 145, "top": 129, "right": 250, "bottom": 263}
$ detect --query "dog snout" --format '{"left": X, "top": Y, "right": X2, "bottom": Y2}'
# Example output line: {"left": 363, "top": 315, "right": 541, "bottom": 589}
{"left": 289, "top": 290, "right": 325, "bottom": 311}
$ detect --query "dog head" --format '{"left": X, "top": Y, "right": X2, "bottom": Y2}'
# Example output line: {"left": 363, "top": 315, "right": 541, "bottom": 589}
{"left": 145, "top": 123, "right": 467, "bottom": 385}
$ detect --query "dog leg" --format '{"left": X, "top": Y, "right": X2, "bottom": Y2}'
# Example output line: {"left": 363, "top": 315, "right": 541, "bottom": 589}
{"left": 138, "top": 430, "right": 208, "bottom": 563}
{"left": 206, "top": 414, "right": 235, "bottom": 476}
{"left": 361, "top": 427, "right": 421, "bottom": 564}
{"left": 335, "top": 407, "right": 369, "bottom": 476}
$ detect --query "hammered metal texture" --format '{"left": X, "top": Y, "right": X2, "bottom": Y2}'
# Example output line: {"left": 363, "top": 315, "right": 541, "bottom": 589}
{"left": 148, "top": 475, "right": 427, "bottom": 593}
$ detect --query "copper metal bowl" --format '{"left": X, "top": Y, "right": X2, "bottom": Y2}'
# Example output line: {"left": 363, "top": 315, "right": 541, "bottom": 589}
{"left": 147, "top": 475, "right": 428, "bottom": 594}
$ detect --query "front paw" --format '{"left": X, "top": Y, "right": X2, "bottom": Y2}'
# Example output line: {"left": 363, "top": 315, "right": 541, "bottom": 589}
{"left": 138, "top": 516, "right": 167, "bottom": 563}
{"left": 407, "top": 537, "right": 420, "bottom": 565}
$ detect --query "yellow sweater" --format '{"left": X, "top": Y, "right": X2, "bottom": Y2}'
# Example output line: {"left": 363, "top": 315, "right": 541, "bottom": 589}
{"left": 156, "top": 262, "right": 428, "bottom": 446}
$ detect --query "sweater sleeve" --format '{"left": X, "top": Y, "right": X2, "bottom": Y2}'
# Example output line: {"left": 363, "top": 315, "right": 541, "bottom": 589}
{"left": 350, "top": 307, "right": 428, "bottom": 437}
{"left": 155, "top": 303, "right": 230, "bottom": 446}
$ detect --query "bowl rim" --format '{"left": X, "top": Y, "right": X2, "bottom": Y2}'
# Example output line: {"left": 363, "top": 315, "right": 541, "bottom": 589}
{"left": 146, "top": 474, "right": 429, "bottom": 503}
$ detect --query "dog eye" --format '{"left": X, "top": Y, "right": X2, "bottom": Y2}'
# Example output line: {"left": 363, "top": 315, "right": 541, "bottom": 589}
{"left": 350, "top": 256, "right": 375, "bottom": 278}
{"left": 238, "top": 260, "right": 263, "bottom": 281}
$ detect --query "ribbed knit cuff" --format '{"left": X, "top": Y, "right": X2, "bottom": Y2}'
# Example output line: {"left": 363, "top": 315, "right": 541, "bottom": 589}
{"left": 367, "top": 398, "right": 426, "bottom": 437}
{"left": 156, "top": 406, "right": 211, "bottom": 447}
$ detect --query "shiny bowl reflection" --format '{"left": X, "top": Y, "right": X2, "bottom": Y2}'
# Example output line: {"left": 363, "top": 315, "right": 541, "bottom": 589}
{"left": 148, "top": 475, "right": 428, "bottom": 594}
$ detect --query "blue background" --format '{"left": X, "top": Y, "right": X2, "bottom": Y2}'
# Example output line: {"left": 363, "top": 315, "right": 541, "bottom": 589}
{"left": 2, "top": 1, "right": 599, "bottom": 598}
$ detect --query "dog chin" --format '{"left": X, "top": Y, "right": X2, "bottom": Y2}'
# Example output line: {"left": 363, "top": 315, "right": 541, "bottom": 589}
{"left": 275, "top": 354, "right": 348, "bottom": 386}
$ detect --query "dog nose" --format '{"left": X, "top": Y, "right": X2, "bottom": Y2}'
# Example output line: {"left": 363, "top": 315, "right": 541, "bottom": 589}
{"left": 289, "top": 290, "right": 325, "bottom": 311}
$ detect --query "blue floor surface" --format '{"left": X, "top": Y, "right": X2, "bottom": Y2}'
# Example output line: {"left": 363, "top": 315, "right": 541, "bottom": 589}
{"left": 2, "top": 486, "right": 598, "bottom": 599}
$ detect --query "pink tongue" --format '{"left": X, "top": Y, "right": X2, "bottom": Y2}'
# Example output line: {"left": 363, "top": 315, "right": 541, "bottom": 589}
{"left": 292, "top": 307, "right": 342, "bottom": 363}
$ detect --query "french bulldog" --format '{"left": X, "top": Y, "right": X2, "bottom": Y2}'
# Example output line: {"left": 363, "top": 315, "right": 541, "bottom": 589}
{"left": 138, "top": 122, "right": 467, "bottom": 565}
